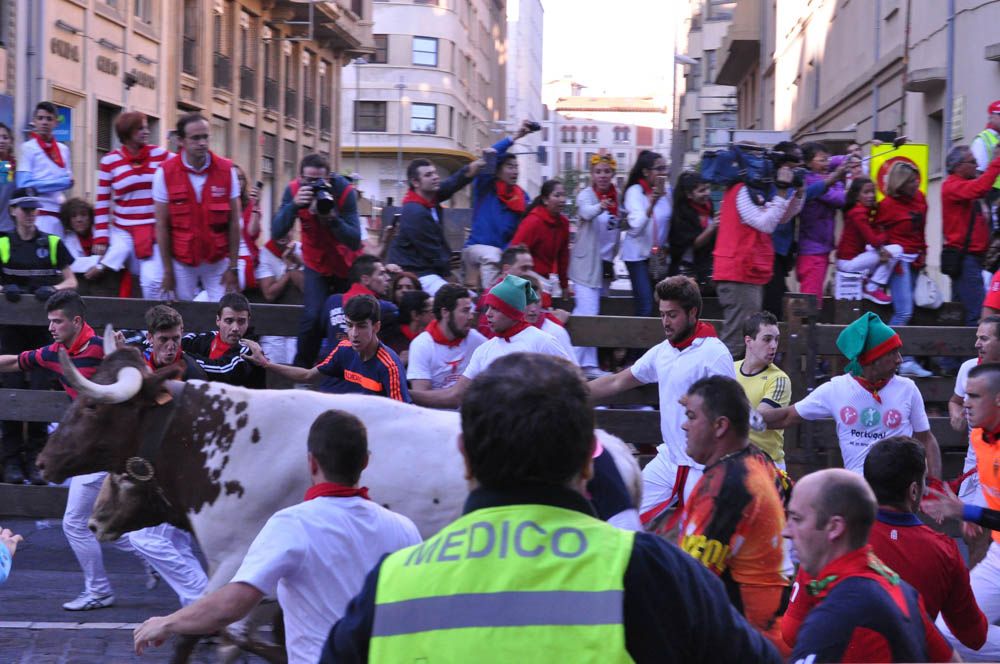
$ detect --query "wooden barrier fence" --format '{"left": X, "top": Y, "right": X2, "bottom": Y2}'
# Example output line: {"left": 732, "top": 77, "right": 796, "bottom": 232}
{"left": 0, "top": 293, "right": 977, "bottom": 517}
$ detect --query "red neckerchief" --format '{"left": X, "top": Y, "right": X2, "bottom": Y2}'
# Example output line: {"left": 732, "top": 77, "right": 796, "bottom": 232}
{"left": 638, "top": 178, "right": 653, "bottom": 196}
{"left": 209, "top": 332, "right": 231, "bottom": 360}
{"left": 31, "top": 132, "right": 64, "bottom": 168}
{"left": 121, "top": 144, "right": 153, "bottom": 170}
{"left": 495, "top": 181, "right": 527, "bottom": 215}
{"left": 804, "top": 545, "right": 899, "bottom": 599}
{"left": 425, "top": 319, "right": 463, "bottom": 348}
{"left": 853, "top": 375, "right": 892, "bottom": 404}
{"left": 594, "top": 184, "right": 619, "bottom": 217}
{"left": 669, "top": 320, "right": 717, "bottom": 350}
{"left": 495, "top": 320, "right": 530, "bottom": 341}
{"left": 343, "top": 282, "right": 378, "bottom": 305}
{"left": 264, "top": 239, "right": 284, "bottom": 259}
{"left": 304, "top": 482, "right": 370, "bottom": 501}
{"left": 66, "top": 323, "right": 97, "bottom": 356}
{"left": 530, "top": 312, "right": 564, "bottom": 329}
{"left": 401, "top": 325, "right": 421, "bottom": 341}
{"left": 77, "top": 231, "right": 94, "bottom": 256}
{"left": 403, "top": 190, "right": 436, "bottom": 209}
{"left": 145, "top": 349, "right": 186, "bottom": 372}
{"left": 692, "top": 201, "right": 713, "bottom": 228}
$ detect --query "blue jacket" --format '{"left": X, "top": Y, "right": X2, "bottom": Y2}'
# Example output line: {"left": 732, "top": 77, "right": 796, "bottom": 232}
{"left": 465, "top": 138, "right": 529, "bottom": 249}
{"left": 387, "top": 166, "right": 472, "bottom": 277}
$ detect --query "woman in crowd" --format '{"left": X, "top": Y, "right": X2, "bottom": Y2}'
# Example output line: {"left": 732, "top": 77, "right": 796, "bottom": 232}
{"left": 510, "top": 179, "right": 570, "bottom": 296}
{"left": 383, "top": 289, "right": 432, "bottom": 362}
{"left": 390, "top": 270, "right": 420, "bottom": 306}
{"left": 0, "top": 123, "right": 16, "bottom": 234}
{"left": 667, "top": 171, "right": 716, "bottom": 291}
{"left": 796, "top": 142, "right": 847, "bottom": 299}
{"left": 59, "top": 198, "right": 132, "bottom": 297}
{"left": 234, "top": 166, "right": 261, "bottom": 292}
{"left": 622, "top": 150, "right": 669, "bottom": 316}
{"left": 94, "top": 111, "right": 170, "bottom": 298}
{"left": 877, "top": 161, "right": 932, "bottom": 377}
{"left": 571, "top": 154, "right": 619, "bottom": 376}
{"left": 835, "top": 177, "right": 899, "bottom": 304}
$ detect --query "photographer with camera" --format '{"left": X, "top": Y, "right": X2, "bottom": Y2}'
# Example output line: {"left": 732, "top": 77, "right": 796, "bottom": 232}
{"left": 713, "top": 160, "right": 804, "bottom": 355}
{"left": 272, "top": 153, "right": 362, "bottom": 368}
{"left": 795, "top": 142, "right": 851, "bottom": 300}
{"left": 462, "top": 119, "right": 539, "bottom": 290}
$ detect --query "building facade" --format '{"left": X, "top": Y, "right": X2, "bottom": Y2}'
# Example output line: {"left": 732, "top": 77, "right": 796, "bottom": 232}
{"left": 15, "top": 0, "right": 372, "bottom": 238}
{"left": 505, "top": 0, "right": 544, "bottom": 195}
{"left": 675, "top": 0, "right": 738, "bottom": 171}
{"left": 715, "top": 0, "right": 1000, "bottom": 281}
{"left": 338, "top": 0, "right": 508, "bottom": 209}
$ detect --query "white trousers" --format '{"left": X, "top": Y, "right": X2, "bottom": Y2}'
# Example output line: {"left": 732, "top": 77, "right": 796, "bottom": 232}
{"left": 63, "top": 472, "right": 136, "bottom": 596}
{"left": 260, "top": 336, "right": 298, "bottom": 366}
{"left": 418, "top": 273, "right": 449, "bottom": 296}
{"left": 129, "top": 524, "right": 208, "bottom": 607}
{"left": 462, "top": 244, "right": 502, "bottom": 291}
{"left": 835, "top": 244, "right": 903, "bottom": 286}
{"left": 937, "top": 541, "right": 1000, "bottom": 660}
{"left": 129, "top": 244, "right": 166, "bottom": 300}
{"left": 172, "top": 258, "right": 228, "bottom": 302}
{"left": 639, "top": 452, "right": 703, "bottom": 514}
{"left": 573, "top": 283, "right": 601, "bottom": 369}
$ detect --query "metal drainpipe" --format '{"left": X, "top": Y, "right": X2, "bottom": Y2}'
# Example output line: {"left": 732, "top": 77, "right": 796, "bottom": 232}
{"left": 943, "top": 0, "right": 956, "bottom": 170}
{"left": 873, "top": 0, "right": 881, "bottom": 136}
{"left": 899, "top": 0, "right": 912, "bottom": 137}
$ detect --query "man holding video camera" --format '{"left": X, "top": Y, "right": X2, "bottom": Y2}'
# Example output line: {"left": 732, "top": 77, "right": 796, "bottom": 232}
{"left": 272, "top": 153, "right": 362, "bottom": 368}
{"left": 713, "top": 155, "right": 805, "bottom": 355}
{"left": 462, "top": 120, "right": 541, "bottom": 290}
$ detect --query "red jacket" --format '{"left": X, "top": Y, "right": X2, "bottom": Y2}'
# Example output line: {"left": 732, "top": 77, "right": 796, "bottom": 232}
{"left": 161, "top": 153, "right": 234, "bottom": 266}
{"left": 510, "top": 205, "right": 570, "bottom": 289}
{"left": 712, "top": 184, "right": 774, "bottom": 285}
{"left": 877, "top": 190, "right": 927, "bottom": 258}
{"left": 941, "top": 155, "right": 1000, "bottom": 253}
{"left": 837, "top": 204, "right": 888, "bottom": 260}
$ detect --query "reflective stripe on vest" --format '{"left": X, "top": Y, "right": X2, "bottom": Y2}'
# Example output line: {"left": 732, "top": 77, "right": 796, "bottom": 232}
{"left": 977, "top": 129, "right": 1000, "bottom": 189}
{"left": 0, "top": 234, "right": 60, "bottom": 267}
{"left": 370, "top": 503, "right": 635, "bottom": 663}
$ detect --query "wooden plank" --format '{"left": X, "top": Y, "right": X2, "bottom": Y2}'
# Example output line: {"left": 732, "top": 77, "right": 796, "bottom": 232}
{"left": 594, "top": 409, "right": 662, "bottom": 446}
{"left": 797, "top": 416, "right": 966, "bottom": 450}
{"left": 825, "top": 298, "right": 966, "bottom": 326}
{"left": 565, "top": 316, "right": 667, "bottom": 348}
{"left": 0, "top": 484, "right": 68, "bottom": 519}
{"left": 814, "top": 323, "right": 976, "bottom": 357}
{"left": 0, "top": 389, "right": 70, "bottom": 421}
{"left": 593, "top": 384, "right": 659, "bottom": 406}
{"left": 553, "top": 296, "right": 726, "bottom": 320}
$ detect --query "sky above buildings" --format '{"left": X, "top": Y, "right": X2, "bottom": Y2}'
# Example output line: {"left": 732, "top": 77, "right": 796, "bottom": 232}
{"left": 541, "top": 0, "right": 677, "bottom": 100}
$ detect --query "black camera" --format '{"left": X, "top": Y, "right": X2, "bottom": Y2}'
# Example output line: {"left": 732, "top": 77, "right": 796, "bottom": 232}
{"left": 525, "top": 121, "right": 542, "bottom": 133}
{"left": 310, "top": 178, "right": 336, "bottom": 216}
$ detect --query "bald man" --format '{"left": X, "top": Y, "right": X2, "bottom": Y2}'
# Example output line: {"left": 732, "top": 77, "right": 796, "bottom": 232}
{"left": 782, "top": 469, "right": 954, "bottom": 662}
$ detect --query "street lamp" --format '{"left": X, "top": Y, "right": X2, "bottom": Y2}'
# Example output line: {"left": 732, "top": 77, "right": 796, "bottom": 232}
{"left": 395, "top": 78, "right": 407, "bottom": 200}
{"left": 351, "top": 57, "right": 367, "bottom": 183}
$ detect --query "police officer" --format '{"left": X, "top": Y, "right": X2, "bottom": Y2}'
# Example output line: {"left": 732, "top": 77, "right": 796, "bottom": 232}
{"left": 320, "top": 352, "right": 781, "bottom": 663}
{"left": 0, "top": 187, "right": 76, "bottom": 484}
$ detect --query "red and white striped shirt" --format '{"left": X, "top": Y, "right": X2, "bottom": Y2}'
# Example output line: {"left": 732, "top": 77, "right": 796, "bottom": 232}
{"left": 94, "top": 145, "right": 170, "bottom": 241}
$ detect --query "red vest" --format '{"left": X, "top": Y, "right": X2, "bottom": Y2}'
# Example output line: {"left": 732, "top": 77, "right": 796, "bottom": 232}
{"left": 289, "top": 178, "right": 362, "bottom": 278}
{"left": 712, "top": 184, "right": 775, "bottom": 285}
{"left": 161, "top": 153, "right": 234, "bottom": 266}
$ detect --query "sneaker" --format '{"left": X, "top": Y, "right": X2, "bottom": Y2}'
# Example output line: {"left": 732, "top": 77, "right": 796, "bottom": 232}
{"left": 62, "top": 592, "right": 115, "bottom": 611}
{"left": 144, "top": 564, "right": 161, "bottom": 591}
{"left": 862, "top": 283, "right": 892, "bottom": 305}
{"left": 899, "top": 359, "right": 932, "bottom": 378}
{"left": 24, "top": 459, "right": 46, "bottom": 486}
{"left": 2, "top": 462, "right": 25, "bottom": 484}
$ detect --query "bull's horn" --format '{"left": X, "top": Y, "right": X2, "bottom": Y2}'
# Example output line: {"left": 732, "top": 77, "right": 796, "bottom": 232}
{"left": 103, "top": 324, "right": 117, "bottom": 356}
{"left": 57, "top": 349, "right": 143, "bottom": 404}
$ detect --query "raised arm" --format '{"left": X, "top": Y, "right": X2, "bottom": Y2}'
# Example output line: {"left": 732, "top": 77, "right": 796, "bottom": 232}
{"left": 761, "top": 404, "right": 804, "bottom": 430}
{"left": 913, "top": 428, "right": 942, "bottom": 478}
{"left": 587, "top": 368, "right": 644, "bottom": 404}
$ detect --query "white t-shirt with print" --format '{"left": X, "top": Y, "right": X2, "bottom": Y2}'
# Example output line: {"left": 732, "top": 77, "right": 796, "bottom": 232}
{"left": 231, "top": 496, "right": 421, "bottom": 664}
{"left": 463, "top": 325, "right": 573, "bottom": 380}
{"left": 628, "top": 336, "right": 736, "bottom": 467}
{"left": 794, "top": 374, "right": 931, "bottom": 473}
{"left": 408, "top": 328, "right": 487, "bottom": 389}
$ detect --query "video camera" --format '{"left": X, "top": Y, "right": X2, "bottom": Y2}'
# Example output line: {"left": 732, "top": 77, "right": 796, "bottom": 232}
{"left": 701, "top": 143, "right": 805, "bottom": 199}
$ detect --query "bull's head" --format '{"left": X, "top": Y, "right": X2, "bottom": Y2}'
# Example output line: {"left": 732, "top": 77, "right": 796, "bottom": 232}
{"left": 88, "top": 472, "right": 176, "bottom": 541}
{"left": 36, "top": 345, "right": 181, "bottom": 483}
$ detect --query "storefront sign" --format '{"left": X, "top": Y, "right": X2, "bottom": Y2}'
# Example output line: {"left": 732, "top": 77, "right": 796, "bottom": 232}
{"left": 50, "top": 38, "right": 80, "bottom": 62}
{"left": 97, "top": 55, "right": 119, "bottom": 76}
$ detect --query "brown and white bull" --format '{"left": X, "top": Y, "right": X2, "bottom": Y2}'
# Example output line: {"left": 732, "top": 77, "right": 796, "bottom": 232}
{"left": 37, "top": 346, "right": 642, "bottom": 590}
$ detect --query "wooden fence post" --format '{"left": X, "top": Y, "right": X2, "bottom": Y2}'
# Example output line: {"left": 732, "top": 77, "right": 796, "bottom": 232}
{"left": 781, "top": 293, "right": 818, "bottom": 458}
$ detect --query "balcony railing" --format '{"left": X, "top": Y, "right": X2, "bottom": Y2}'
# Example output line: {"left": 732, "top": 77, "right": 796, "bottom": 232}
{"left": 320, "top": 105, "right": 331, "bottom": 132}
{"left": 182, "top": 37, "right": 197, "bottom": 75}
{"left": 239, "top": 66, "right": 256, "bottom": 100}
{"left": 213, "top": 53, "right": 231, "bottom": 90}
{"left": 264, "top": 78, "right": 279, "bottom": 110}
{"left": 285, "top": 89, "right": 298, "bottom": 119}
{"left": 303, "top": 97, "right": 315, "bottom": 127}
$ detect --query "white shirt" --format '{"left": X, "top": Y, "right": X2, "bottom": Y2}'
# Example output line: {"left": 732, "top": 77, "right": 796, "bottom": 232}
{"left": 540, "top": 318, "right": 577, "bottom": 364}
{"left": 735, "top": 186, "right": 803, "bottom": 234}
{"left": 151, "top": 153, "right": 240, "bottom": 204}
{"left": 16, "top": 137, "right": 72, "bottom": 218}
{"left": 955, "top": 357, "right": 978, "bottom": 472}
{"left": 463, "top": 325, "right": 573, "bottom": 380}
{"left": 628, "top": 336, "right": 736, "bottom": 466}
{"left": 972, "top": 128, "right": 999, "bottom": 171}
{"left": 231, "top": 496, "right": 421, "bottom": 664}
{"left": 254, "top": 241, "right": 302, "bottom": 281}
{"left": 63, "top": 226, "right": 133, "bottom": 272}
{"left": 408, "top": 328, "right": 487, "bottom": 389}
{"left": 794, "top": 374, "right": 931, "bottom": 473}
{"left": 621, "top": 184, "right": 670, "bottom": 262}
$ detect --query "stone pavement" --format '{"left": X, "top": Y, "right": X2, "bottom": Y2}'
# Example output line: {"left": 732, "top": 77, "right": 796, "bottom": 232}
{"left": 0, "top": 517, "right": 269, "bottom": 663}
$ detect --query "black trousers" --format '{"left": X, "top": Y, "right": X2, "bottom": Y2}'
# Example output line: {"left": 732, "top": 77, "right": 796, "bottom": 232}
{"left": 1, "top": 326, "right": 53, "bottom": 465}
